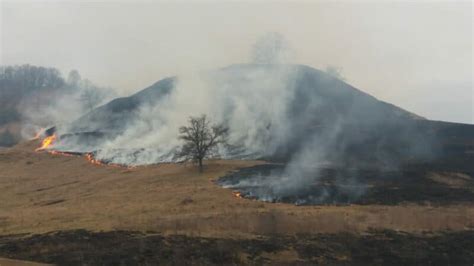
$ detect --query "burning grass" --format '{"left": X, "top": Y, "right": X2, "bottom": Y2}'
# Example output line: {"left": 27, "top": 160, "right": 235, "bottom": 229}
{"left": 34, "top": 134, "right": 56, "bottom": 151}
{"left": 34, "top": 134, "right": 132, "bottom": 168}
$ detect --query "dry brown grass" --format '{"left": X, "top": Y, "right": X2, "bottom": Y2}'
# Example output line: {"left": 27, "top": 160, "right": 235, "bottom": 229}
{"left": 0, "top": 140, "right": 473, "bottom": 238}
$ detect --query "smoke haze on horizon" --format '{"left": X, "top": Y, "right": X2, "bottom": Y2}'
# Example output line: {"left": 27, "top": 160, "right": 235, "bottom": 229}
{"left": 1, "top": 0, "right": 472, "bottom": 123}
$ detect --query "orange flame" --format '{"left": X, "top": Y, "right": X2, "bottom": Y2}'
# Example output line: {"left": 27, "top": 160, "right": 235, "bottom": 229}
{"left": 85, "top": 153, "right": 133, "bottom": 169}
{"left": 233, "top": 191, "right": 242, "bottom": 198}
{"left": 86, "top": 153, "right": 106, "bottom": 166}
{"left": 35, "top": 138, "right": 133, "bottom": 169}
{"left": 35, "top": 134, "right": 56, "bottom": 151}
{"left": 49, "top": 150, "right": 74, "bottom": 157}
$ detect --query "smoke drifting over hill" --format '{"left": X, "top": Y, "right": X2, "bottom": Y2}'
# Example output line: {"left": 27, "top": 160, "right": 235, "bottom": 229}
{"left": 0, "top": 65, "right": 117, "bottom": 147}
{"left": 61, "top": 64, "right": 299, "bottom": 165}
{"left": 3, "top": 1, "right": 471, "bottom": 123}
{"left": 44, "top": 58, "right": 437, "bottom": 204}
{"left": 12, "top": 32, "right": 450, "bottom": 204}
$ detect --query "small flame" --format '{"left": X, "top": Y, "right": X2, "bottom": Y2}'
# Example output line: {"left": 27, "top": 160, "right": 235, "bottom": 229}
{"left": 49, "top": 150, "right": 74, "bottom": 157}
{"left": 86, "top": 153, "right": 106, "bottom": 166}
{"left": 35, "top": 140, "right": 133, "bottom": 169}
{"left": 35, "top": 134, "right": 56, "bottom": 151}
{"left": 233, "top": 191, "right": 242, "bottom": 198}
{"left": 85, "top": 153, "right": 133, "bottom": 169}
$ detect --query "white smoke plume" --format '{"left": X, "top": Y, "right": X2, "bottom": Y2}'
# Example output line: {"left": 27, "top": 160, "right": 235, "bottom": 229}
{"left": 92, "top": 65, "right": 298, "bottom": 166}
{"left": 45, "top": 33, "right": 434, "bottom": 204}
{"left": 19, "top": 74, "right": 117, "bottom": 140}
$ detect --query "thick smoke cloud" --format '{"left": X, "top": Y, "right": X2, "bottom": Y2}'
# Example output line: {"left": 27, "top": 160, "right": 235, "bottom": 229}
{"left": 20, "top": 77, "right": 116, "bottom": 140}
{"left": 20, "top": 90, "right": 83, "bottom": 139}
{"left": 47, "top": 34, "right": 434, "bottom": 203}
{"left": 51, "top": 62, "right": 432, "bottom": 204}
{"left": 91, "top": 65, "right": 298, "bottom": 165}
{"left": 52, "top": 33, "right": 298, "bottom": 165}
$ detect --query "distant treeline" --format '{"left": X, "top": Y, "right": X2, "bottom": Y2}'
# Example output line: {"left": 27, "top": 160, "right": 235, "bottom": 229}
{"left": 0, "top": 65, "right": 65, "bottom": 125}
{"left": 0, "top": 64, "right": 111, "bottom": 146}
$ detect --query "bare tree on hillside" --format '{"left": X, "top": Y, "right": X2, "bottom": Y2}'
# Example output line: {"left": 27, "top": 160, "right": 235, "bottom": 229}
{"left": 67, "top": 70, "right": 81, "bottom": 88}
{"left": 178, "top": 115, "right": 228, "bottom": 172}
{"left": 79, "top": 87, "right": 103, "bottom": 112}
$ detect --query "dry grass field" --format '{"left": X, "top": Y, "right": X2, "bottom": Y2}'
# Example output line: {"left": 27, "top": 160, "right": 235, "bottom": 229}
{"left": 1, "top": 140, "right": 474, "bottom": 264}
{"left": 1, "top": 140, "right": 473, "bottom": 239}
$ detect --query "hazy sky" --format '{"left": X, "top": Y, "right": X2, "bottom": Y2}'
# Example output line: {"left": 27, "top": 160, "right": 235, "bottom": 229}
{"left": 1, "top": 0, "right": 472, "bottom": 123}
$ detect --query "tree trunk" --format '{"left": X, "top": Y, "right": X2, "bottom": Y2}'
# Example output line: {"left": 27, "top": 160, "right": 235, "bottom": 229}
{"left": 198, "top": 158, "right": 203, "bottom": 173}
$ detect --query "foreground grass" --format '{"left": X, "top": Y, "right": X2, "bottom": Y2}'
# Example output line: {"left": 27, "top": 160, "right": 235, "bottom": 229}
{"left": 1, "top": 141, "right": 473, "bottom": 238}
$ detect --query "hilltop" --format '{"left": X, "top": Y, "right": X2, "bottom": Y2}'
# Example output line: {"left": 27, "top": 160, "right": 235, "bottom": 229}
{"left": 55, "top": 64, "right": 440, "bottom": 166}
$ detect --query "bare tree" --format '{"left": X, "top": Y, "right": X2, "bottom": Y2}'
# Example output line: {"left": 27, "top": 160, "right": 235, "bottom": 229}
{"left": 67, "top": 70, "right": 81, "bottom": 88}
{"left": 79, "top": 87, "right": 103, "bottom": 112}
{"left": 178, "top": 115, "right": 228, "bottom": 172}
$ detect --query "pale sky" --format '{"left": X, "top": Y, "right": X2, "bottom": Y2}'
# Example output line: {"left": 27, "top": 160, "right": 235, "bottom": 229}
{"left": 1, "top": 0, "right": 472, "bottom": 123}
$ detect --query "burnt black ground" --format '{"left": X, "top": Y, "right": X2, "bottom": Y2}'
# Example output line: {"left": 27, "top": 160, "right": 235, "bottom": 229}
{"left": 217, "top": 118, "right": 474, "bottom": 206}
{"left": 217, "top": 161, "right": 474, "bottom": 205}
{"left": 0, "top": 230, "right": 473, "bottom": 265}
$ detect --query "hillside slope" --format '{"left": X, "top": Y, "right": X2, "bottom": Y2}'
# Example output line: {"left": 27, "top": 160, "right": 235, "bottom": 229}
{"left": 69, "top": 64, "right": 421, "bottom": 134}
{"left": 54, "top": 64, "right": 444, "bottom": 166}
